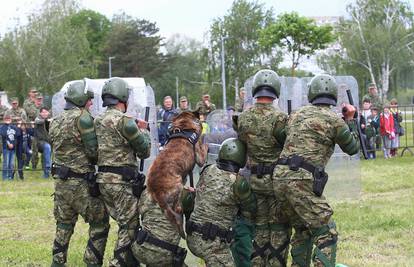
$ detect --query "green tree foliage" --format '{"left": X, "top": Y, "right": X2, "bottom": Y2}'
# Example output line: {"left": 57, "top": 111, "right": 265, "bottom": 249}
{"left": 324, "top": 0, "right": 414, "bottom": 99}
{"left": 209, "top": 0, "right": 276, "bottom": 107}
{"left": 151, "top": 34, "right": 208, "bottom": 107}
{"left": 0, "top": 0, "right": 93, "bottom": 98}
{"left": 100, "top": 13, "right": 166, "bottom": 80}
{"left": 260, "top": 12, "right": 334, "bottom": 76}
{"left": 69, "top": 9, "right": 111, "bottom": 68}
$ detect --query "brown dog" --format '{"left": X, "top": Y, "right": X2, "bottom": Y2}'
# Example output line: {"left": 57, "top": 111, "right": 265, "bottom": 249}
{"left": 147, "top": 111, "right": 208, "bottom": 236}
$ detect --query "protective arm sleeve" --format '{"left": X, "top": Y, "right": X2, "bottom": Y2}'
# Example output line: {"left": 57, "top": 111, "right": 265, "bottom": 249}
{"left": 233, "top": 176, "right": 257, "bottom": 222}
{"left": 77, "top": 110, "right": 98, "bottom": 164}
{"left": 335, "top": 122, "right": 359, "bottom": 156}
{"left": 273, "top": 114, "right": 288, "bottom": 146}
{"left": 120, "top": 117, "right": 151, "bottom": 159}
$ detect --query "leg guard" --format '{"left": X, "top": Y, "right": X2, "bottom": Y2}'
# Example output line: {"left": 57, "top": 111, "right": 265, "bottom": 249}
{"left": 312, "top": 221, "right": 337, "bottom": 267}
{"left": 113, "top": 223, "right": 140, "bottom": 267}
{"left": 84, "top": 221, "right": 110, "bottom": 266}
{"left": 268, "top": 223, "right": 291, "bottom": 267}
{"left": 290, "top": 229, "right": 313, "bottom": 267}
{"left": 230, "top": 217, "right": 255, "bottom": 267}
{"left": 52, "top": 222, "right": 74, "bottom": 265}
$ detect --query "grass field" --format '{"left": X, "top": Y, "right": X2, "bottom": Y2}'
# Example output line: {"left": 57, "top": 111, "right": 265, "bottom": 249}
{"left": 0, "top": 155, "right": 413, "bottom": 266}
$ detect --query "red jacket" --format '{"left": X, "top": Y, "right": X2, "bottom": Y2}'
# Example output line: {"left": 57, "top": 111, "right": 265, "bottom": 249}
{"left": 379, "top": 112, "right": 395, "bottom": 136}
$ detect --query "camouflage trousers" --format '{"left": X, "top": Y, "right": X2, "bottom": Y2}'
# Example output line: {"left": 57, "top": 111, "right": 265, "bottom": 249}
{"left": 52, "top": 178, "right": 110, "bottom": 266}
{"left": 99, "top": 183, "right": 140, "bottom": 267}
{"left": 273, "top": 179, "right": 337, "bottom": 267}
{"left": 250, "top": 174, "right": 291, "bottom": 267}
{"left": 131, "top": 239, "right": 187, "bottom": 267}
{"left": 187, "top": 232, "right": 234, "bottom": 267}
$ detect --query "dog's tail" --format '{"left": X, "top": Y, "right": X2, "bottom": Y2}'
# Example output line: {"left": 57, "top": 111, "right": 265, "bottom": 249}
{"left": 164, "top": 204, "right": 185, "bottom": 238}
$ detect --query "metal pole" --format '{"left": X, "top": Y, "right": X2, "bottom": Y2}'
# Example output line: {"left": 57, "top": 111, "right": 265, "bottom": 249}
{"left": 108, "top": 56, "right": 115, "bottom": 78}
{"left": 235, "top": 78, "right": 239, "bottom": 104}
{"left": 221, "top": 37, "right": 227, "bottom": 109}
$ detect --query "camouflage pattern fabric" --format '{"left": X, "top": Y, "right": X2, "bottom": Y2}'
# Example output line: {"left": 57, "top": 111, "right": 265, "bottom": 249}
{"left": 99, "top": 183, "right": 139, "bottom": 267}
{"left": 131, "top": 189, "right": 183, "bottom": 266}
{"left": 49, "top": 107, "right": 95, "bottom": 173}
{"left": 50, "top": 107, "right": 109, "bottom": 266}
{"left": 23, "top": 98, "right": 38, "bottom": 122}
{"left": 273, "top": 105, "right": 358, "bottom": 267}
{"left": 236, "top": 103, "right": 290, "bottom": 267}
{"left": 95, "top": 107, "right": 150, "bottom": 184}
{"left": 362, "top": 93, "right": 383, "bottom": 111}
{"left": 187, "top": 164, "right": 245, "bottom": 267}
{"left": 195, "top": 100, "right": 216, "bottom": 116}
{"left": 52, "top": 179, "right": 109, "bottom": 266}
{"left": 5, "top": 107, "right": 27, "bottom": 123}
{"left": 235, "top": 97, "right": 244, "bottom": 112}
{"left": 95, "top": 106, "right": 150, "bottom": 266}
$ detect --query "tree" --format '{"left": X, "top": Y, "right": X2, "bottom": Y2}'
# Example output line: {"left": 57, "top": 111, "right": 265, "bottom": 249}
{"left": 260, "top": 12, "right": 335, "bottom": 76}
{"left": 0, "top": 0, "right": 93, "bottom": 98}
{"left": 208, "top": 0, "right": 276, "bottom": 107}
{"left": 100, "top": 13, "right": 166, "bottom": 80}
{"left": 330, "top": 0, "right": 414, "bottom": 99}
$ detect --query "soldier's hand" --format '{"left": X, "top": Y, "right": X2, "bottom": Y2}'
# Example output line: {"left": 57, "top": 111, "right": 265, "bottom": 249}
{"left": 136, "top": 119, "right": 148, "bottom": 130}
{"left": 342, "top": 104, "right": 356, "bottom": 121}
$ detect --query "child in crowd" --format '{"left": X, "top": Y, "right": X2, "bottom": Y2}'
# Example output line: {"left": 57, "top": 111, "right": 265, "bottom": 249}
{"left": 380, "top": 104, "right": 395, "bottom": 159}
{"left": 366, "top": 107, "right": 380, "bottom": 159}
{"left": 389, "top": 98, "right": 403, "bottom": 157}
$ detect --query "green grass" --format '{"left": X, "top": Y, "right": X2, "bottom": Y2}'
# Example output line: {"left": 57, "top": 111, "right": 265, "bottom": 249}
{"left": 0, "top": 156, "right": 413, "bottom": 266}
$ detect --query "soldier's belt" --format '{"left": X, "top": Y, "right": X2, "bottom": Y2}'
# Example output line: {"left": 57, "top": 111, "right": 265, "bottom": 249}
{"left": 98, "top": 166, "right": 138, "bottom": 181}
{"left": 51, "top": 164, "right": 89, "bottom": 180}
{"left": 135, "top": 227, "right": 187, "bottom": 258}
{"left": 249, "top": 163, "right": 277, "bottom": 177}
{"left": 186, "top": 220, "right": 234, "bottom": 243}
{"left": 276, "top": 155, "right": 324, "bottom": 175}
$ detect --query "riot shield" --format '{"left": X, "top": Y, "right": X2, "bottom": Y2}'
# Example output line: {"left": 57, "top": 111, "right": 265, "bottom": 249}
{"left": 243, "top": 75, "right": 361, "bottom": 200}
{"left": 51, "top": 77, "right": 159, "bottom": 175}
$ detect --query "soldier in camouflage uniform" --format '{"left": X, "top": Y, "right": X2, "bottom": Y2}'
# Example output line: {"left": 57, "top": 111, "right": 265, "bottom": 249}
{"left": 131, "top": 189, "right": 187, "bottom": 267}
{"left": 5, "top": 98, "right": 27, "bottom": 123}
{"left": 186, "top": 138, "right": 256, "bottom": 267}
{"left": 235, "top": 88, "right": 245, "bottom": 113}
{"left": 362, "top": 83, "right": 383, "bottom": 111}
{"left": 23, "top": 88, "right": 38, "bottom": 122}
{"left": 234, "top": 69, "right": 290, "bottom": 267}
{"left": 177, "top": 96, "right": 190, "bottom": 113}
{"left": 195, "top": 94, "right": 216, "bottom": 116}
{"left": 49, "top": 80, "right": 110, "bottom": 267}
{"left": 273, "top": 74, "right": 360, "bottom": 267}
{"left": 30, "top": 92, "right": 44, "bottom": 169}
{"left": 95, "top": 77, "right": 151, "bottom": 267}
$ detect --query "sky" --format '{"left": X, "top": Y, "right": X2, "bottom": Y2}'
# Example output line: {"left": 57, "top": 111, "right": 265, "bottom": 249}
{"left": 0, "top": 0, "right": 355, "bottom": 42}
{"left": 1, "top": 0, "right": 413, "bottom": 42}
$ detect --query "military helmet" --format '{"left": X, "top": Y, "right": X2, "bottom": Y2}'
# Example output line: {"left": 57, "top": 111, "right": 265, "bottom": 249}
{"left": 252, "top": 69, "right": 281, "bottom": 99}
{"left": 64, "top": 80, "right": 94, "bottom": 107}
{"left": 307, "top": 74, "right": 338, "bottom": 106}
{"left": 218, "top": 138, "right": 247, "bottom": 168}
{"left": 101, "top": 77, "right": 129, "bottom": 104}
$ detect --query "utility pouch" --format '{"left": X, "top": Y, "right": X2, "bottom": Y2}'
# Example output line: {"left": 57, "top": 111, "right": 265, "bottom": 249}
{"left": 288, "top": 155, "right": 304, "bottom": 171}
{"left": 86, "top": 172, "right": 100, "bottom": 197}
{"left": 312, "top": 167, "right": 328, "bottom": 197}
{"left": 53, "top": 165, "right": 70, "bottom": 180}
{"left": 131, "top": 172, "right": 146, "bottom": 198}
{"left": 135, "top": 227, "right": 148, "bottom": 245}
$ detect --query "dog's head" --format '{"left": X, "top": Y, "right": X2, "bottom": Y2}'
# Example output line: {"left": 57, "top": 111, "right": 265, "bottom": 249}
{"left": 171, "top": 111, "right": 202, "bottom": 135}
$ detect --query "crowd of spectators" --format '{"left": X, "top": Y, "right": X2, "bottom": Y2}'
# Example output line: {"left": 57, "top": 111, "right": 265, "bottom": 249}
{"left": 0, "top": 88, "right": 52, "bottom": 180}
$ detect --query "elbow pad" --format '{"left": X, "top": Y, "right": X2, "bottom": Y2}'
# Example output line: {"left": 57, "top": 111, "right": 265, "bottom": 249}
{"left": 335, "top": 125, "right": 359, "bottom": 156}
{"left": 77, "top": 110, "right": 98, "bottom": 163}
{"left": 120, "top": 117, "right": 151, "bottom": 159}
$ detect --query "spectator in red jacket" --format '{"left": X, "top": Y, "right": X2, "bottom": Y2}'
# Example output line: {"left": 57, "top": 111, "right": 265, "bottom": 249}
{"left": 379, "top": 104, "right": 395, "bottom": 159}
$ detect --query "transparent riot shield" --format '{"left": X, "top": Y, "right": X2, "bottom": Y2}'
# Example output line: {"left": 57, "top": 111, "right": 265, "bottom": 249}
{"left": 243, "top": 75, "right": 361, "bottom": 200}
{"left": 51, "top": 77, "right": 159, "bottom": 175}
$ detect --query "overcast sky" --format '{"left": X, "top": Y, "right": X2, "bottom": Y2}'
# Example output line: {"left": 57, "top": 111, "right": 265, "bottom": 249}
{"left": 1, "top": 0, "right": 413, "bottom": 42}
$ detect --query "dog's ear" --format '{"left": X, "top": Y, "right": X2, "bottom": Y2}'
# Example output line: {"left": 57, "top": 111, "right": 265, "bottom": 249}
{"left": 192, "top": 109, "right": 201, "bottom": 119}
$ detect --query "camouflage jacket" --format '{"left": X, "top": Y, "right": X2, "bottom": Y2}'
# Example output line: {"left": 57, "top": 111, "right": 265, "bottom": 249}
{"left": 95, "top": 107, "right": 150, "bottom": 183}
{"left": 23, "top": 98, "right": 38, "bottom": 122}
{"left": 0, "top": 105, "right": 9, "bottom": 121}
{"left": 49, "top": 107, "right": 95, "bottom": 174}
{"left": 139, "top": 189, "right": 180, "bottom": 244}
{"left": 5, "top": 108, "right": 27, "bottom": 123}
{"left": 236, "top": 103, "right": 287, "bottom": 165}
{"left": 195, "top": 101, "right": 216, "bottom": 115}
{"left": 274, "top": 105, "right": 358, "bottom": 180}
{"left": 190, "top": 164, "right": 243, "bottom": 230}
{"left": 235, "top": 97, "right": 244, "bottom": 112}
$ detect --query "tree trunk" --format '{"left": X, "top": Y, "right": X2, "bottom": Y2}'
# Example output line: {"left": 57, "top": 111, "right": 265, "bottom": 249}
{"left": 380, "top": 59, "right": 391, "bottom": 101}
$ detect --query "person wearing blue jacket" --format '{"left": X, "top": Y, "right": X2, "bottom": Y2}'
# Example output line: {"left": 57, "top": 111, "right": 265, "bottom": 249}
{"left": 0, "top": 115, "right": 20, "bottom": 180}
